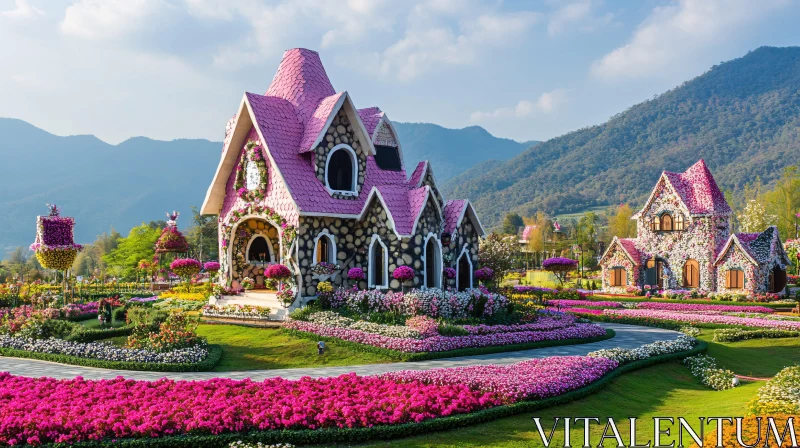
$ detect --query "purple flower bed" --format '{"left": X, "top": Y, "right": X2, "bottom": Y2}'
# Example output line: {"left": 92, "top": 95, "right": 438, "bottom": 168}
{"left": 284, "top": 320, "right": 607, "bottom": 353}
{"left": 128, "top": 296, "right": 160, "bottom": 303}
{"left": 562, "top": 307, "right": 605, "bottom": 315}
{"left": 513, "top": 286, "right": 557, "bottom": 294}
{"left": 382, "top": 356, "right": 618, "bottom": 402}
{"left": 635, "top": 302, "right": 774, "bottom": 314}
{"left": 604, "top": 309, "right": 800, "bottom": 331}
{"left": 548, "top": 299, "right": 622, "bottom": 309}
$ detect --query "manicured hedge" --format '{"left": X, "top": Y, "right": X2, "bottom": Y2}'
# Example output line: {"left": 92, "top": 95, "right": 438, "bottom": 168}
{"left": 40, "top": 341, "right": 707, "bottom": 448}
{"left": 64, "top": 326, "right": 134, "bottom": 343}
{"left": 281, "top": 328, "right": 616, "bottom": 362}
{"left": 0, "top": 344, "right": 222, "bottom": 372}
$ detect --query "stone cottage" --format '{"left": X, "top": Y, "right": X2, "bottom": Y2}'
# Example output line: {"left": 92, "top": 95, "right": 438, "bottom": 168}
{"left": 201, "top": 48, "right": 485, "bottom": 302}
{"left": 599, "top": 160, "right": 790, "bottom": 294}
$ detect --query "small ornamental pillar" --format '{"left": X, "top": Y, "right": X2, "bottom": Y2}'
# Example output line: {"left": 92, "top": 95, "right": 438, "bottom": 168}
{"left": 30, "top": 204, "right": 83, "bottom": 303}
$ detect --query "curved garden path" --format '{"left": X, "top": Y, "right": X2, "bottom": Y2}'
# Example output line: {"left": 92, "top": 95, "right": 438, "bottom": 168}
{"left": 0, "top": 323, "right": 681, "bottom": 381}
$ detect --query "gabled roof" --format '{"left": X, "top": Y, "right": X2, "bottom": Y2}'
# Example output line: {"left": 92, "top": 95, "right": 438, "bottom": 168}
{"left": 202, "top": 48, "right": 482, "bottom": 236}
{"left": 715, "top": 226, "right": 791, "bottom": 267}
{"left": 443, "top": 200, "right": 486, "bottom": 237}
{"left": 637, "top": 160, "right": 732, "bottom": 218}
{"left": 600, "top": 237, "right": 640, "bottom": 266}
{"left": 408, "top": 161, "right": 427, "bottom": 189}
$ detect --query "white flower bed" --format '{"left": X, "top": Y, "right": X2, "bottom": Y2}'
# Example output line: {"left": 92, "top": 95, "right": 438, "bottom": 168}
{"left": 306, "top": 311, "right": 422, "bottom": 339}
{"left": 587, "top": 334, "right": 696, "bottom": 364}
{"left": 684, "top": 355, "right": 737, "bottom": 390}
{"left": 202, "top": 304, "right": 272, "bottom": 320}
{"left": 0, "top": 335, "right": 208, "bottom": 364}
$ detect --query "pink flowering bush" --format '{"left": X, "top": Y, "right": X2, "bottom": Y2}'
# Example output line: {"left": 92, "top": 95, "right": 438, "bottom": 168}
{"left": 265, "top": 264, "right": 292, "bottom": 280}
{"left": 548, "top": 299, "right": 622, "bottom": 309}
{"left": 347, "top": 267, "right": 365, "bottom": 281}
{"left": 203, "top": 261, "right": 221, "bottom": 273}
{"left": 635, "top": 302, "right": 774, "bottom": 314}
{"left": 604, "top": 309, "right": 800, "bottom": 331}
{"left": 382, "top": 356, "right": 618, "bottom": 402}
{"left": 405, "top": 316, "right": 439, "bottom": 338}
{"left": 562, "top": 307, "right": 605, "bottom": 315}
{"left": 0, "top": 372, "right": 502, "bottom": 445}
{"left": 461, "top": 315, "right": 576, "bottom": 335}
{"left": 170, "top": 258, "right": 202, "bottom": 279}
{"left": 474, "top": 267, "right": 494, "bottom": 281}
{"left": 443, "top": 267, "right": 456, "bottom": 279}
{"left": 392, "top": 266, "right": 415, "bottom": 282}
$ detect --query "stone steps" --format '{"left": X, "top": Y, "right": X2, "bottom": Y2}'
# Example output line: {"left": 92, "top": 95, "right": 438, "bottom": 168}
{"left": 212, "top": 292, "right": 291, "bottom": 321}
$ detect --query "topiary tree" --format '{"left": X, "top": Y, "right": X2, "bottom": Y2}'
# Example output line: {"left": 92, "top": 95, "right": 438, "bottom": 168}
{"left": 542, "top": 257, "right": 578, "bottom": 285}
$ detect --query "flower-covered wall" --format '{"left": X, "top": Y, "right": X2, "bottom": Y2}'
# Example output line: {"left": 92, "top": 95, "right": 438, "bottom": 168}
{"left": 714, "top": 245, "right": 758, "bottom": 294}
{"left": 229, "top": 219, "right": 281, "bottom": 289}
{"left": 441, "top": 214, "right": 480, "bottom": 289}
{"left": 600, "top": 245, "right": 637, "bottom": 294}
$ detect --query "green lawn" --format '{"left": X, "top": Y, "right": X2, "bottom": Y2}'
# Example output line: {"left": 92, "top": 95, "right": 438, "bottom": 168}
{"left": 77, "top": 317, "right": 126, "bottom": 329}
{"left": 196, "top": 324, "right": 394, "bottom": 371}
{"left": 701, "top": 333, "right": 800, "bottom": 377}
{"left": 350, "top": 363, "right": 760, "bottom": 448}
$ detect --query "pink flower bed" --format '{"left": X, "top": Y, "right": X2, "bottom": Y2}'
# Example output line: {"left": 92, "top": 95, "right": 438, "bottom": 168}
{"left": 562, "top": 307, "right": 604, "bottom": 315}
{"left": 635, "top": 302, "right": 774, "bottom": 314}
{"left": 604, "top": 309, "right": 800, "bottom": 331}
{"left": 0, "top": 372, "right": 502, "bottom": 445}
{"left": 462, "top": 316, "right": 576, "bottom": 335}
{"left": 285, "top": 320, "right": 607, "bottom": 352}
{"left": 382, "top": 356, "right": 618, "bottom": 402}
{"left": 548, "top": 299, "right": 622, "bottom": 309}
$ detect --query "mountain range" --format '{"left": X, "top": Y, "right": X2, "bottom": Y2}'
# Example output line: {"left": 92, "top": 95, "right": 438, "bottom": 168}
{"left": 0, "top": 118, "right": 532, "bottom": 251}
{"left": 442, "top": 46, "right": 800, "bottom": 228}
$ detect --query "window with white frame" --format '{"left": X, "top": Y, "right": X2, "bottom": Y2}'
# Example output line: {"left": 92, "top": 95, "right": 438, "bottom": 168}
{"left": 368, "top": 235, "right": 388, "bottom": 288}
{"left": 423, "top": 233, "right": 442, "bottom": 289}
{"left": 314, "top": 230, "right": 337, "bottom": 264}
{"left": 325, "top": 144, "right": 357, "bottom": 195}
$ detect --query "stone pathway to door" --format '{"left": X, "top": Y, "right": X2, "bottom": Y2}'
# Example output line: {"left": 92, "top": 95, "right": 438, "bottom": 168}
{"left": 0, "top": 323, "right": 680, "bottom": 381}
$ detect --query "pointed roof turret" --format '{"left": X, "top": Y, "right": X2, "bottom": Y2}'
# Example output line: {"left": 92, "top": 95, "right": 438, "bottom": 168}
{"left": 663, "top": 159, "right": 731, "bottom": 216}
{"left": 265, "top": 48, "right": 336, "bottom": 127}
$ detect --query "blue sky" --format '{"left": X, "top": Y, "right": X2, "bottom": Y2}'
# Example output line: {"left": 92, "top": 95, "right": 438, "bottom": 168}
{"left": 1, "top": 0, "right": 799, "bottom": 144}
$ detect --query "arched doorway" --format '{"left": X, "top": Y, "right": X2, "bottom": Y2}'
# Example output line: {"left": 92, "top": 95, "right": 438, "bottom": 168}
{"left": 457, "top": 248, "right": 472, "bottom": 291}
{"left": 247, "top": 236, "right": 272, "bottom": 264}
{"left": 769, "top": 265, "right": 787, "bottom": 293}
{"left": 424, "top": 235, "right": 441, "bottom": 289}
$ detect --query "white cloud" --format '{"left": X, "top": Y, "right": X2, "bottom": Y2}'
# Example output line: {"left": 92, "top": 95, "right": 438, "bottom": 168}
{"left": 547, "top": 0, "right": 613, "bottom": 37}
{"left": 591, "top": 0, "right": 789, "bottom": 79}
{"left": 0, "top": 0, "right": 43, "bottom": 20}
{"left": 60, "top": 0, "right": 166, "bottom": 38}
{"left": 470, "top": 88, "right": 570, "bottom": 121}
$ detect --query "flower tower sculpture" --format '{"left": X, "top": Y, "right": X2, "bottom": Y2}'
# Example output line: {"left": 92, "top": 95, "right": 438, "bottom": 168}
{"left": 155, "top": 211, "right": 190, "bottom": 255}
{"left": 30, "top": 204, "right": 83, "bottom": 302}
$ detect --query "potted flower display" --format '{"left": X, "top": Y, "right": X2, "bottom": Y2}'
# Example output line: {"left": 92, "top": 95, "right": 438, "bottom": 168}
{"left": 241, "top": 277, "right": 255, "bottom": 290}
{"left": 310, "top": 261, "right": 339, "bottom": 281}
{"left": 347, "top": 267, "right": 365, "bottom": 288}
{"left": 393, "top": 266, "right": 415, "bottom": 292}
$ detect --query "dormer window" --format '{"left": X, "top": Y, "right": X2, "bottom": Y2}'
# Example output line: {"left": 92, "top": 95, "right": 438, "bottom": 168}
{"left": 675, "top": 214, "right": 685, "bottom": 231}
{"left": 325, "top": 144, "right": 357, "bottom": 195}
{"left": 650, "top": 216, "right": 661, "bottom": 231}
{"left": 650, "top": 213, "right": 684, "bottom": 232}
{"left": 660, "top": 213, "right": 673, "bottom": 231}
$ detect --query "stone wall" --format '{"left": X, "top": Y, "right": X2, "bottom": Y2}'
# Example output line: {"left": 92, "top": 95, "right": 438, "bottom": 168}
{"left": 313, "top": 109, "right": 367, "bottom": 199}
{"left": 422, "top": 170, "right": 444, "bottom": 210}
{"left": 230, "top": 219, "right": 281, "bottom": 289}
{"left": 442, "top": 213, "right": 480, "bottom": 289}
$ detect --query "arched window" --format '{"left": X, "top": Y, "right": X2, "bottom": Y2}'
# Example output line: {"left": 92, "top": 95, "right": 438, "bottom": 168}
{"left": 423, "top": 234, "right": 441, "bottom": 289}
{"left": 682, "top": 259, "right": 699, "bottom": 288}
{"left": 313, "top": 231, "right": 336, "bottom": 265}
{"left": 247, "top": 236, "right": 272, "bottom": 263}
{"left": 610, "top": 267, "right": 627, "bottom": 286}
{"left": 456, "top": 247, "right": 473, "bottom": 291}
{"left": 650, "top": 216, "right": 660, "bottom": 231}
{"left": 674, "top": 214, "right": 685, "bottom": 231}
{"left": 660, "top": 213, "right": 673, "bottom": 231}
{"left": 368, "top": 235, "right": 388, "bottom": 288}
{"left": 325, "top": 144, "right": 357, "bottom": 193}
{"left": 726, "top": 269, "right": 744, "bottom": 289}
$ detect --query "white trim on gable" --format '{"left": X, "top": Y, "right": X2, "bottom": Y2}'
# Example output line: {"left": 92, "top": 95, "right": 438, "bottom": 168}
{"left": 423, "top": 232, "right": 443, "bottom": 289}
{"left": 312, "top": 229, "right": 337, "bottom": 265}
{"left": 636, "top": 173, "right": 692, "bottom": 220}
{"left": 305, "top": 92, "right": 376, "bottom": 157}
{"left": 305, "top": 93, "right": 348, "bottom": 154}
{"left": 368, "top": 234, "right": 389, "bottom": 289}
{"left": 456, "top": 245, "right": 473, "bottom": 291}
{"left": 372, "top": 114, "right": 406, "bottom": 171}
{"left": 714, "top": 235, "right": 759, "bottom": 266}
{"left": 409, "top": 186, "right": 443, "bottom": 236}
{"left": 324, "top": 144, "right": 359, "bottom": 197}
{"left": 201, "top": 95, "right": 250, "bottom": 215}
{"left": 450, "top": 201, "right": 486, "bottom": 237}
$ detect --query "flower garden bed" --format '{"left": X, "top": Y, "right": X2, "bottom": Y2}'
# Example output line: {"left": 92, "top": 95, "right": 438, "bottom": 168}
{"left": 0, "top": 340, "right": 706, "bottom": 447}
{"left": 589, "top": 294, "right": 790, "bottom": 309}
{"left": 603, "top": 309, "right": 800, "bottom": 331}
{"left": 202, "top": 304, "right": 272, "bottom": 321}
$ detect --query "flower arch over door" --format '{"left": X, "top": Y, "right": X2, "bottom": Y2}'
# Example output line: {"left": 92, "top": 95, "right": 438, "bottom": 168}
{"left": 423, "top": 233, "right": 442, "bottom": 289}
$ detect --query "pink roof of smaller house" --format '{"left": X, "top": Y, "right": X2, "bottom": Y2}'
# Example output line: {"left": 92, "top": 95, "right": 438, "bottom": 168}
{"left": 358, "top": 107, "right": 383, "bottom": 138}
{"left": 617, "top": 238, "right": 641, "bottom": 265}
{"left": 443, "top": 200, "right": 467, "bottom": 234}
{"left": 663, "top": 159, "right": 732, "bottom": 216}
{"left": 408, "top": 161, "right": 427, "bottom": 189}
{"left": 298, "top": 92, "right": 345, "bottom": 153}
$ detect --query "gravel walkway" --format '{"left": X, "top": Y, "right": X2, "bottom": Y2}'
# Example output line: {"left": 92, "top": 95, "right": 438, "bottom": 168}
{"left": 0, "top": 323, "right": 680, "bottom": 381}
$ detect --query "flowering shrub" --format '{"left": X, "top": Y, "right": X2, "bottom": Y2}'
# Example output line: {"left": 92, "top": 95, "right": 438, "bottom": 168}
{"left": 382, "top": 356, "right": 618, "bottom": 402}
{"left": 0, "top": 371, "right": 502, "bottom": 445}
{"left": 127, "top": 312, "right": 204, "bottom": 352}
{"left": 316, "top": 281, "right": 333, "bottom": 294}
{"left": 241, "top": 277, "right": 255, "bottom": 290}
{"left": 587, "top": 334, "right": 696, "bottom": 364}
{"left": 542, "top": 257, "right": 578, "bottom": 284}
{"left": 285, "top": 319, "right": 606, "bottom": 353}
{"left": 392, "top": 266, "right": 415, "bottom": 282}
{"left": 474, "top": 267, "right": 494, "bottom": 281}
{"left": 305, "top": 312, "right": 422, "bottom": 339}
{"left": 203, "top": 261, "right": 221, "bottom": 272}
{"left": 155, "top": 226, "right": 189, "bottom": 253}
{"left": 604, "top": 309, "right": 800, "bottom": 330}
{"left": 683, "top": 355, "right": 736, "bottom": 390}
{"left": 443, "top": 267, "right": 456, "bottom": 279}
{"left": 202, "top": 304, "right": 271, "bottom": 320}
{"left": 405, "top": 316, "right": 439, "bottom": 338}
{"left": 276, "top": 286, "right": 295, "bottom": 306}
{"left": 0, "top": 335, "right": 208, "bottom": 364}
{"left": 679, "top": 326, "right": 701, "bottom": 337}
{"left": 266, "top": 264, "right": 292, "bottom": 280}
{"left": 153, "top": 299, "right": 204, "bottom": 312}
{"left": 170, "top": 258, "right": 202, "bottom": 279}
{"left": 749, "top": 366, "right": 800, "bottom": 414}
{"left": 636, "top": 302, "right": 774, "bottom": 314}
{"left": 347, "top": 267, "right": 365, "bottom": 281}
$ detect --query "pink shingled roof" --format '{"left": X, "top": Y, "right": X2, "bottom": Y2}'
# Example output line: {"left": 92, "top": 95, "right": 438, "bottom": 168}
{"left": 358, "top": 107, "right": 383, "bottom": 139}
{"left": 376, "top": 185, "right": 414, "bottom": 235}
{"left": 663, "top": 160, "right": 731, "bottom": 216}
{"left": 408, "top": 161, "right": 427, "bottom": 189}
{"left": 443, "top": 200, "right": 467, "bottom": 234}
{"left": 298, "top": 92, "right": 344, "bottom": 153}
{"left": 265, "top": 49, "right": 336, "bottom": 126}
{"left": 617, "top": 238, "right": 641, "bottom": 265}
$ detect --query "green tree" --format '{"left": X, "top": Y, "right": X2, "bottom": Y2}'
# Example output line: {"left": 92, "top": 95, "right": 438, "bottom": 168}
{"left": 605, "top": 204, "right": 637, "bottom": 240}
{"left": 763, "top": 166, "right": 800, "bottom": 240}
{"left": 5, "top": 247, "right": 32, "bottom": 282}
{"left": 186, "top": 205, "right": 219, "bottom": 262}
{"left": 478, "top": 233, "right": 517, "bottom": 279}
{"left": 103, "top": 224, "right": 160, "bottom": 280}
{"left": 500, "top": 212, "right": 524, "bottom": 235}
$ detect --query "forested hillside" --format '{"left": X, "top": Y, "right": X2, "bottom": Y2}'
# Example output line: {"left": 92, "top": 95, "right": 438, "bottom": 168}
{"left": 443, "top": 46, "right": 800, "bottom": 228}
